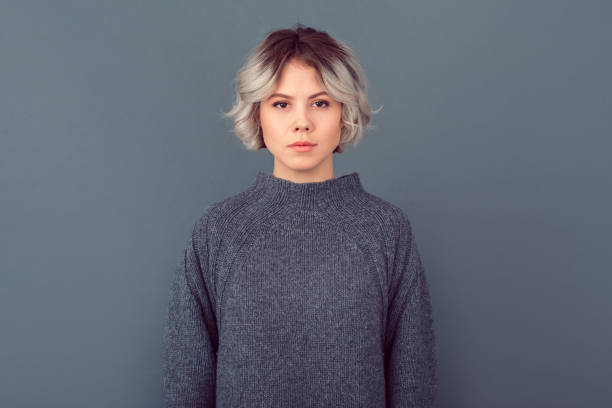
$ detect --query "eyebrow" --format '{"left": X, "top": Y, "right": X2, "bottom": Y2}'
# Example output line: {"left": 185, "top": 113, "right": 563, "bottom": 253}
{"left": 267, "top": 91, "right": 329, "bottom": 100}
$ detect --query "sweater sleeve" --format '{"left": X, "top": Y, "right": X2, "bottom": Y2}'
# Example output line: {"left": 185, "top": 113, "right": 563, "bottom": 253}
{"left": 163, "top": 215, "right": 218, "bottom": 407}
{"left": 384, "top": 212, "right": 437, "bottom": 407}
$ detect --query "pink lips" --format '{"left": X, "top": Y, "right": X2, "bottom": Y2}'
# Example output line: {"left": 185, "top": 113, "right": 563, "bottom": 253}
{"left": 289, "top": 141, "right": 316, "bottom": 152}
{"left": 290, "top": 145, "right": 314, "bottom": 152}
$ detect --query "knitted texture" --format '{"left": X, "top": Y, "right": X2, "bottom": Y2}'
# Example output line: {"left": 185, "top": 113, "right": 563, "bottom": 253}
{"left": 162, "top": 171, "right": 437, "bottom": 407}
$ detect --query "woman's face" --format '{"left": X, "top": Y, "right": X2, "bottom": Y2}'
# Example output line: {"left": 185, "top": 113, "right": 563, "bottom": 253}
{"left": 259, "top": 58, "right": 343, "bottom": 181}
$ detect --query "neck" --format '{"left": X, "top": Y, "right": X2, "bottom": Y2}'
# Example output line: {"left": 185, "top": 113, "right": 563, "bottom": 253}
{"left": 250, "top": 170, "right": 365, "bottom": 210}
{"left": 271, "top": 156, "right": 335, "bottom": 184}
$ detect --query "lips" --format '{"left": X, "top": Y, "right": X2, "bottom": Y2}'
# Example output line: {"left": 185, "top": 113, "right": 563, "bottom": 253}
{"left": 289, "top": 141, "right": 315, "bottom": 146}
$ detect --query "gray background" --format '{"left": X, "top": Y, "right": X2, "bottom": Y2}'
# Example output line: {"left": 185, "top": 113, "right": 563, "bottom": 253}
{"left": 1, "top": 1, "right": 610, "bottom": 407}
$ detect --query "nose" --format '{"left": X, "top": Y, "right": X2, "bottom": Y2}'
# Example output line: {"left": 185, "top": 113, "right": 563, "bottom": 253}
{"left": 293, "top": 104, "right": 312, "bottom": 132}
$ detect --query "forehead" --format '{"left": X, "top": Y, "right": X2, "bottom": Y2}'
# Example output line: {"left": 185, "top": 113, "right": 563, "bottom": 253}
{"left": 274, "top": 59, "right": 324, "bottom": 91}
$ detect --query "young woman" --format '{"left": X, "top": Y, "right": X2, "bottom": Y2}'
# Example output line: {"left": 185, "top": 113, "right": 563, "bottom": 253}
{"left": 163, "top": 24, "right": 437, "bottom": 407}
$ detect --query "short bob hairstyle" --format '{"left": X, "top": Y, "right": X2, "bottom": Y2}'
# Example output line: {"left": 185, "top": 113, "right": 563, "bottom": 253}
{"left": 222, "top": 23, "right": 381, "bottom": 154}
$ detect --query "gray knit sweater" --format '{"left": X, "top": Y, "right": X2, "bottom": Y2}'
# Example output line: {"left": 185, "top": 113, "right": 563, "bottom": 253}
{"left": 162, "top": 170, "right": 437, "bottom": 407}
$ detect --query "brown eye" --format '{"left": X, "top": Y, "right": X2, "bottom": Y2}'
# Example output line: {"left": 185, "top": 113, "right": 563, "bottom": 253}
{"left": 314, "top": 100, "right": 330, "bottom": 108}
{"left": 272, "top": 102, "right": 288, "bottom": 109}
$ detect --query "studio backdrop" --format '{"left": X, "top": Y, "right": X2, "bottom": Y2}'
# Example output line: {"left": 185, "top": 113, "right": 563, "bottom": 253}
{"left": 1, "top": 1, "right": 610, "bottom": 407}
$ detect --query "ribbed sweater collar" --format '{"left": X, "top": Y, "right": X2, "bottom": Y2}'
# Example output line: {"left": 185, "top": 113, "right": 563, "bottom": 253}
{"left": 250, "top": 170, "right": 365, "bottom": 210}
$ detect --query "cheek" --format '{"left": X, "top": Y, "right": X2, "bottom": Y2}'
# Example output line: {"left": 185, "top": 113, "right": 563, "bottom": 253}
{"left": 328, "top": 106, "right": 343, "bottom": 127}
{"left": 260, "top": 109, "right": 277, "bottom": 133}
{"left": 259, "top": 107, "right": 269, "bottom": 127}
{"left": 323, "top": 111, "right": 343, "bottom": 132}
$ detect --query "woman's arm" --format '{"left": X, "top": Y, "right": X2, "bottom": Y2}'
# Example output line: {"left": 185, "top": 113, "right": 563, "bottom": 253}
{"left": 163, "top": 216, "right": 218, "bottom": 407}
{"left": 384, "top": 213, "right": 437, "bottom": 407}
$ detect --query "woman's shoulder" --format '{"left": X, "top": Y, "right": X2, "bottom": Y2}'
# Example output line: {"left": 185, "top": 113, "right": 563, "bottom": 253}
{"left": 359, "top": 190, "right": 414, "bottom": 232}
{"left": 190, "top": 182, "right": 261, "bottom": 239}
{"left": 337, "top": 190, "right": 416, "bottom": 258}
{"left": 201, "top": 185, "right": 256, "bottom": 219}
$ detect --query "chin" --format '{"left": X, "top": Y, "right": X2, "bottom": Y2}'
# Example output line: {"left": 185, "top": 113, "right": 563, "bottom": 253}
{"left": 280, "top": 158, "right": 323, "bottom": 171}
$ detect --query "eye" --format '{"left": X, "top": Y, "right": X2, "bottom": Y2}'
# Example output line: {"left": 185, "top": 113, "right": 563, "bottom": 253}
{"left": 272, "top": 101, "right": 289, "bottom": 109}
{"left": 271, "top": 100, "right": 330, "bottom": 109}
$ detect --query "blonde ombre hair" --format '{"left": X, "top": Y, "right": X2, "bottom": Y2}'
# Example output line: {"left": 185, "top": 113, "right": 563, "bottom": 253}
{"left": 221, "top": 24, "right": 381, "bottom": 154}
